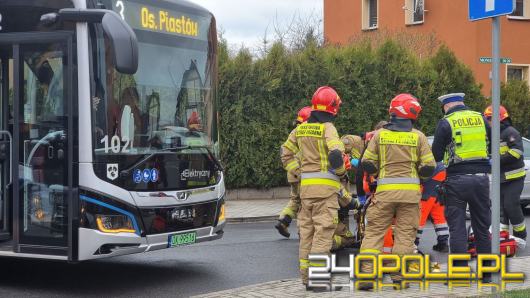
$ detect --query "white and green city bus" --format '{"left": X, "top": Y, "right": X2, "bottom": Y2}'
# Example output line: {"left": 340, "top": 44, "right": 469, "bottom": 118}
{"left": 0, "top": 0, "right": 225, "bottom": 261}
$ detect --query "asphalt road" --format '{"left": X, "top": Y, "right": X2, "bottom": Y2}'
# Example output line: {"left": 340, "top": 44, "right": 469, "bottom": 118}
{"left": 0, "top": 208, "right": 529, "bottom": 297}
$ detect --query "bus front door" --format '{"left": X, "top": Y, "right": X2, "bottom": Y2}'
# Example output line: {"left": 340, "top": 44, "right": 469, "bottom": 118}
{"left": 0, "top": 32, "right": 75, "bottom": 259}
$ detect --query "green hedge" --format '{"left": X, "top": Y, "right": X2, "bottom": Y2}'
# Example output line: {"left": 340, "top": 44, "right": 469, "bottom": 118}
{"left": 218, "top": 40, "right": 488, "bottom": 189}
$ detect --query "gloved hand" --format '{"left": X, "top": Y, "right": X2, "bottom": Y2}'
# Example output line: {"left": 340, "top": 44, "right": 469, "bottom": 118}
{"left": 350, "top": 158, "right": 360, "bottom": 168}
{"left": 343, "top": 154, "right": 352, "bottom": 171}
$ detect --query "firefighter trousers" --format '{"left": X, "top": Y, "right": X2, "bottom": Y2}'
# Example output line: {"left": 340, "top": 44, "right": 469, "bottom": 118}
{"left": 279, "top": 182, "right": 301, "bottom": 223}
{"left": 298, "top": 194, "right": 339, "bottom": 284}
{"left": 444, "top": 174, "right": 491, "bottom": 264}
{"left": 501, "top": 178, "right": 526, "bottom": 239}
{"left": 360, "top": 201, "right": 419, "bottom": 255}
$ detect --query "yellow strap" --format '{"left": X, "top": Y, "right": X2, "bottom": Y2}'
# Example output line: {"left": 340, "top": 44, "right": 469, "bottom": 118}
{"left": 377, "top": 183, "right": 421, "bottom": 192}
{"left": 301, "top": 178, "right": 341, "bottom": 189}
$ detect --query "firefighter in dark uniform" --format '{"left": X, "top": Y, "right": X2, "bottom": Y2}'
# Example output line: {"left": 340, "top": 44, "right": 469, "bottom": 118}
{"left": 431, "top": 93, "right": 491, "bottom": 270}
{"left": 484, "top": 105, "right": 527, "bottom": 247}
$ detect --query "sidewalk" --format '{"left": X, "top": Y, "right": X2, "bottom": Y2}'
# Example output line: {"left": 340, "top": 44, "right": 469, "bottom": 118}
{"left": 225, "top": 198, "right": 289, "bottom": 222}
{"left": 193, "top": 256, "right": 530, "bottom": 297}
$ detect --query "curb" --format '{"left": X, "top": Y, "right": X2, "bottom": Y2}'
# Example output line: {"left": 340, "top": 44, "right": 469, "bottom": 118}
{"left": 226, "top": 215, "right": 278, "bottom": 223}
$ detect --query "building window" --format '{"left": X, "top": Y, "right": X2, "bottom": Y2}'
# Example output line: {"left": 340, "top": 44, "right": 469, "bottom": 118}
{"left": 362, "top": 0, "right": 378, "bottom": 30}
{"left": 405, "top": 0, "right": 425, "bottom": 24}
{"left": 509, "top": 0, "right": 530, "bottom": 18}
{"left": 507, "top": 65, "right": 529, "bottom": 82}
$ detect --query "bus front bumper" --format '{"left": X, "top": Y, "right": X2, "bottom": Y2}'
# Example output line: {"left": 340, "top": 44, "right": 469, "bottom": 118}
{"left": 78, "top": 221, "right": 225, "bottom": 261}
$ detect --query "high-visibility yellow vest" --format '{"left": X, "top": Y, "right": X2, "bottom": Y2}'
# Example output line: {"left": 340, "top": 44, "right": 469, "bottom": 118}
{"left": 443, "top": 110, "right": 488, "bottom": 166}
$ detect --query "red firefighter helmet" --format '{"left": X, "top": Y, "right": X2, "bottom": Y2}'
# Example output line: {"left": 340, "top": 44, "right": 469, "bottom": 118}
{"left": 388, "top": 93, "right": 422, "bottom": 120}
{"left": 484, "top": 105, "right": 509, "bottom": 121}
{"left": 311, "top": 86, "right": 342, "bottom": 116}
{"left": 296, "top": 106, "right": 312, "bottom": 123}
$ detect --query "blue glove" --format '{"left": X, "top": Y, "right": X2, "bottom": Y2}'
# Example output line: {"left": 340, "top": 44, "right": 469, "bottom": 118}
{"left": 358, "top": 195, "right": 367, "bottom": 205}
{"left": 350, "top": 158, "right": 360, "bottom": 168}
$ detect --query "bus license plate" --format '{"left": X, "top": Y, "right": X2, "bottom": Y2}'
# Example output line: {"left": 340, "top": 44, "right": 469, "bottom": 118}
{"left": 168, "top": 231, "right": 197, "bottom": 247}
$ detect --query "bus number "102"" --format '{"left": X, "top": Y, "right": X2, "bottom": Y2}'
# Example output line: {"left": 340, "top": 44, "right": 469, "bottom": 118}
{"left": 101, "top": 135, "right": 133, "bottom": 153}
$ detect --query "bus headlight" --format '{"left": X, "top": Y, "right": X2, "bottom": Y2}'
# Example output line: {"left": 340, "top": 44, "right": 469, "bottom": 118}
{"left": 96, "top": 214, "right": 135, "bottom": 234}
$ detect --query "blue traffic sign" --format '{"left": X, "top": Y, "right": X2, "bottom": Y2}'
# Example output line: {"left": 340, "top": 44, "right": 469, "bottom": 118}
{"left": 469, "top": 0, "right": 514, "bottom": 21}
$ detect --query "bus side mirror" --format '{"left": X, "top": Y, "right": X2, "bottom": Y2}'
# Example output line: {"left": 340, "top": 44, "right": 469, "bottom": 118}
{"left": 42, "top": 9, "right": 138, "bottom": 74}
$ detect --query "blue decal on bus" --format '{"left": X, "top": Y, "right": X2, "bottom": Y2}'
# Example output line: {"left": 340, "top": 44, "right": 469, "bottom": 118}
{"left": 142, "top": 169, "right": 151, "bottom": 183}
{"left": 151, "top": 169, "right": 159, "bottom": 182}
{"left": 133, "top": 169, "right": 142, "bottom": 184}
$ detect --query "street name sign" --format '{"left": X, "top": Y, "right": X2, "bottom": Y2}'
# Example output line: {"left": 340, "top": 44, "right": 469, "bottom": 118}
{"left": 479, "top": 57, "right": 512, "bottom": 63}
{"left": 469, "top": 0, "right": 515, "bottom": 21}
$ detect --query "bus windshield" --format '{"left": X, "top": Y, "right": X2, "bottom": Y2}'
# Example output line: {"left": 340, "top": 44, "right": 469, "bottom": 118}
{"left": 91, "top": 0, "right": 219, "bottom": 190}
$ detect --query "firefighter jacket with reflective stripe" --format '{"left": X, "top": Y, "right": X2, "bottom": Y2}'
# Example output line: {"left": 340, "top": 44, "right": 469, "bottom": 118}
{"left": 421, "top": 162, "right": 446, "bottom": 200}
{"left": 361, "top": 128, "right": 436, "bottom": 203}
{"left": 443, "top": 110, "right": 489, "bottom": 166}
{"left": 500, "top": 123, "right": 526, "bottom": 182}
{"left": 281, "top": 122, "right": 345, "bottom": 199}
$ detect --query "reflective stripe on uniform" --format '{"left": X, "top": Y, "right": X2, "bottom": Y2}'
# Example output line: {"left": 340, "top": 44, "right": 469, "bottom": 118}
{"left": 300, "top": 258, "right": 309, "bottom": 269}
{"left": 283, "top": 140, "right": 299, "bottom": 154}
{"left": 363, "top": 149, "right": 378, "bottom": 160}
{"left": 318, "top": 140, "right": 328, "bottom": 172}
{"left": 285, "top": 160, "right": 300, "bottom": 172}
{"left": 327, "top": 139, "right": 344, "bottom": 151}
{"left": 280, "top": 207, "right": 296, "bottom": 219}
{"left": 377, "top": 184, "right": 421, "bottom": 192}
{"left": 508, "top": 148, "right": 523, "bottom": 159}
{"left": 501, "top": 224, "right": 510, "bottom": 232}
{"left": 420, "top": 152, "right": 434, "bottom": 163}
{"left": 301, "top": 178, "right": 341, "bottom": 189}
{"left": 505, "top": 167, "right": 526, "bottom": 180}
{"left": 378, "top": 177, "right": 420, "bottom": 185}
{"left": 360, "top": 248, "right": 380, "bottom": 254}
{"left": 333, "top": 235, "right": 342, "bottom": 248}
{"left": 301, "top": 172, "right": 340, "bottom": 181}
{"left": 383, "top": 247, "right": 392, "bottom": 253}
{"left": 514, "top": 222, "right": 527, "bottom": 232}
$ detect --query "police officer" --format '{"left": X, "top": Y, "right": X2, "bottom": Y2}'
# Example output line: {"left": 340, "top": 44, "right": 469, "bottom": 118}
{"left": 281, "top": 86, "right": 345, "bottom": 289}
{"left": 359, "top": 94, "right": 435, "bottom": 290}
{"left": 276, "top": 106, "right": 312, "bottom": 238}
{"left": 484, "top": 105, "right": 527, "bottom": 247}
{"left": 431, "top": 93, "right": 491, "bottom": 269}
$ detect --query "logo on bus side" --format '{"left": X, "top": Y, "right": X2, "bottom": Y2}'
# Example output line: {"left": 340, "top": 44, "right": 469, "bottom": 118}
{"left": 107, "top": 164, "right": 119, "bottom": 181}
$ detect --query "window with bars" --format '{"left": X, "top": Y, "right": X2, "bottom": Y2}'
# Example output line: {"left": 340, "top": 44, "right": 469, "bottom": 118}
{"left": 405, "top": 0, "right": 424, "bottom": 24}
{"left": 507, "top": 65, "right": 528, "bottom": 81}
{"left": 363, "top": 0, "right": 378, "bottom": 29}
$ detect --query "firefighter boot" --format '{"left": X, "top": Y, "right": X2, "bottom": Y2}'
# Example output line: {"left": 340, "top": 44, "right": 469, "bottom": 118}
{"left": 275, "top": 215, "right": 292, "bottom": 238}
